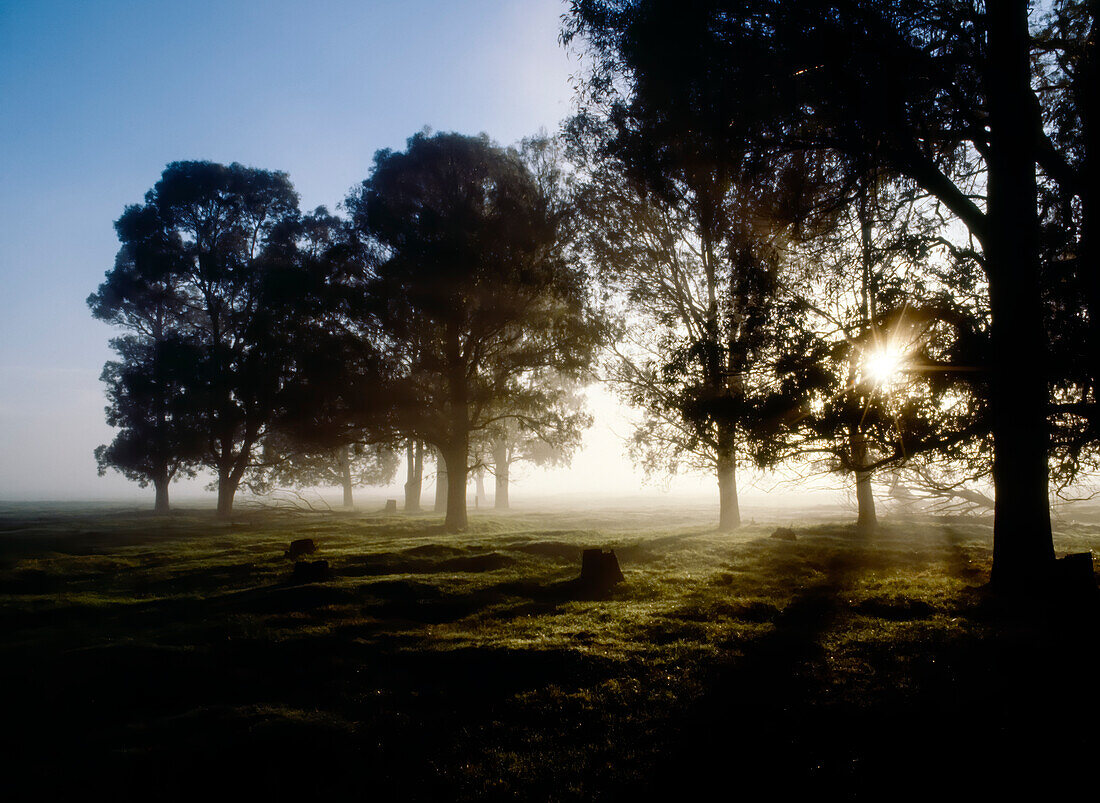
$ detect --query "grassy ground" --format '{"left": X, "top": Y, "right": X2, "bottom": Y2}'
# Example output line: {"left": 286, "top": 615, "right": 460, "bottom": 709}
{"left": 2, "top": 500, "right": 1098, "bottom": 800}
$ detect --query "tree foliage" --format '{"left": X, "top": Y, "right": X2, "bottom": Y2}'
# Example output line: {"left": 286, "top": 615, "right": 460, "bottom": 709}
{"left": 91, "top": 161, "right": 312, "bottom": 515}
{"left": 565, "top": 0, "right": 1094, "bottom": 588}
{"left": 344, "top": 131, "right": 604, "bottom": 530}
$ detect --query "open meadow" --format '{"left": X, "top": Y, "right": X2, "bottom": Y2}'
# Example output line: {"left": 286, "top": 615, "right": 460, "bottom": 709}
{"left": 2, "top": 500, "right": 1098, "bottom": 800}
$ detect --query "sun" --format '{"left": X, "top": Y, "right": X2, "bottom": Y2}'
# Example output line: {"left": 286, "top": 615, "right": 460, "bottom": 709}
{"left": 863, "top": 344, "right": 906, "bottom": 386}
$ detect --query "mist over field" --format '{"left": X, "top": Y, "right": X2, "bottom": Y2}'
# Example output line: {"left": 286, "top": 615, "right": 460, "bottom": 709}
{"left": 3, "top": 0, "right": 1100, "bottom": 800}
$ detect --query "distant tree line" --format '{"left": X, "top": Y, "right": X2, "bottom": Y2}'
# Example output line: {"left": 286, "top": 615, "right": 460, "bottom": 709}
{"left": 92, "top": 0, "right": 1096, "bottom": 594}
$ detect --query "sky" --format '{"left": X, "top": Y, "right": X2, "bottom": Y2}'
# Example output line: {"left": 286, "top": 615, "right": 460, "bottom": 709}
{"left": 0, "top": 0, "right": 837, "bottom": 506}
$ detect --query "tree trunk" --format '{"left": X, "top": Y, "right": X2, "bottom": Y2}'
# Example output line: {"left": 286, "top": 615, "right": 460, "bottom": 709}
{"left": 1079, "top": 3, "right": 1100, "bottom": 438}
{"left": 715, "top": 422, "right": 740, "bottom": 531}
{"left": 404, "top": 440, "right": 423, "bottom": 512}
{"left": 849, "top": 427, "right": 876, "bottom": 532}
{"left": 985, "top": 1, "right": 1055, "bottom": 589}
{"left": 475, "top": 467, "right": 486, "bottom": 508}
{"left": 337, "top": 447, "right": 354, "bottom": 509}
{"left": 434, "top": 448, "right": 448, "bottom": 514}
{"left": 153, "top": 473, "right": 170, "bottom": 514}
{"left": 492, "top": 439, "right": 509, "bottom": 509}
{"left": 443, "top": 445, "right": 468, "bottom": 531}
{"left": 216, "top": 468, "right": 240, "bottom": 518}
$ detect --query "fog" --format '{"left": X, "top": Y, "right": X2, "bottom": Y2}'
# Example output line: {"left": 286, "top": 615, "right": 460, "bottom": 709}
{"left": 0, "top": 378, "right": 844, "bottom": 511}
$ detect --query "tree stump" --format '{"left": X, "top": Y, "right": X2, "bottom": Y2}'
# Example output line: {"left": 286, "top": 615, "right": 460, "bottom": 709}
{"left": 580, "top": 548, "right": 624, "bottom": 591}
{"left": 385, "top": 499, "right": 398, "bottom": 513}
{"left": 285, "top": 538, "right": 317, "bottom": 560}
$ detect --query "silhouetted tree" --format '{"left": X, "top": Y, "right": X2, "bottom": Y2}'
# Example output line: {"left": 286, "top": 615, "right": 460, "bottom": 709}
{"left": 754, "top": 176, "right": 982, "bottom": 531}
{"left": 1035, "top": 1, "right": 1100, "bottom": 496}
{"left": 92, "top": 337, "right": 203, "bottom": 512}
{"left": 92, "top": 161, "right": 307, "bottom": 517}
{"left": 404, "top": 439, "right": 425, "bottom": 511}
{"left": 569, "top": 113, "right": 803, "bottom": 530}
{"left": 565, "top": 0, "right": 1088, "bottom": 589}
{"left": 345, "top": 132, "right": 604, "bottom": 531}
{"left": 89, "top": 199, "right": 204, "bottom": 511}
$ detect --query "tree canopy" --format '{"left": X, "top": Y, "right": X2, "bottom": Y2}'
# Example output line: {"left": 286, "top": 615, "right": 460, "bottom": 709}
{"left": 344, "top": 131, "right": 605, "bottom": 530}
{"left": 564, "top": 0, "right": 1095, "bottom": 590}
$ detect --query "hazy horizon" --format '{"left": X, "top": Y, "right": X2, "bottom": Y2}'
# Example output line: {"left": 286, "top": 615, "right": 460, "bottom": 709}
{"left": 1, "top": 0, "right": 584, "bottom": 501}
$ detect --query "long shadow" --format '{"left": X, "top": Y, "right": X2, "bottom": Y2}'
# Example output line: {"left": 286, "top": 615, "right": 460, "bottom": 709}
{"left": 629, "top": 548, "right": 866, "bottom": 799}
{"left": 630, "top": 530, "right": 1100, "bottom": 800}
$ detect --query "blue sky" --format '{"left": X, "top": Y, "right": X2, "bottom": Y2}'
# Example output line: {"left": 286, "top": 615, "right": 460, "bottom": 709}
{"left": 0, "top": 0, "right": 586, "bottom": 499}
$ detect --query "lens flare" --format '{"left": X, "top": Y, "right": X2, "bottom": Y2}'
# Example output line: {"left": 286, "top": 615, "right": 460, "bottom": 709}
{"left": 864, "top": 345, "right": 905, "bottom": 386}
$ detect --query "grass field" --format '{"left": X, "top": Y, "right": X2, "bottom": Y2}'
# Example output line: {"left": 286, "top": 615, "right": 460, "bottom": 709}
{"left": 2, "top": 500, "right": 1098, "bottom": 800}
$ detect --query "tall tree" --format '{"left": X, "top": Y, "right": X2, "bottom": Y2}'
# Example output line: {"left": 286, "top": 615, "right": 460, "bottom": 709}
{"left": 565, "top": 0, "right": 1087, "bottom": 589}
{"left": 92, "top": 161, "right": 306, "bottom": 517}
{"left": 89, "top": 198, "right": 203, "bottom": 511}
{"left": 755, "top": 176, "right": 978, "bottom": 531}
{"left": 345, "top": 132, "right": 603, "bottom": 531}
{"left": 570, "top": 118, "right": 798, "bottom": 530}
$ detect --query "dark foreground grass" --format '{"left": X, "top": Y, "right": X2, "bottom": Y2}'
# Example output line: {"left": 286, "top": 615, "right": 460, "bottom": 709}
{"left": 2, "top": 501, "right": 1098, "bottom": 801}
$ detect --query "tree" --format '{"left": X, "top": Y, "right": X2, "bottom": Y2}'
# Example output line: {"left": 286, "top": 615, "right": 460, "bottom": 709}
{"left": 403, "top": 439, "right": 426, "bottom": 512}
{"left": 565, "top": 0, "right": 1088, "bottom": 589}
{"left": 569, "top": 115, "right": 799, "bottom": 530}
{"left": 92, "top": 161, "right": 307, "bottom": 517}
{"left": 1034, "top": 1, "right": 1100, "bottom": 497}
{"left": 92, "top": 337, "right": 203, "bottom": 512}
{"left": 755, "top": 175, "right": 982, "bottom": 531}
{"left": 89, "top": 198, "right": 203, "bottom": 512}
{"left": 480, "top": 375, "right": 592, "bottom": 509}
{"left": 345, "top": 132, "right": 604, "bottom": 531}
{"left": 254, "top": 441, "right": 399, "bottom": 508}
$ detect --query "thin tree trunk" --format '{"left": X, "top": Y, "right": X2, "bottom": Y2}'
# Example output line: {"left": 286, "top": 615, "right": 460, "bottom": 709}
{"left": 715, "top": 422, "right": 740, "bottom": 531}
{"left": 434, "top": 448, "right": 448, "bottom": 514}
{"left": 475, "top": 467, "right": 486, "bottom": 508}
{"left": 849, "top": 427, "right": 876, "bottom": 532}
{"left": 492, "top": 439, "right": 509, "bottom": 509}
{"left": 985, "top": 1, "right": 1055, "bottom": 589}
{"left": 337, "top": 447, "right": 354, "bottom": 508}
{"left": 404, "top": 440, "right": 423, "bottom": 512}
{"left": 153, "top": 473, "right": 170, "bottom": 514}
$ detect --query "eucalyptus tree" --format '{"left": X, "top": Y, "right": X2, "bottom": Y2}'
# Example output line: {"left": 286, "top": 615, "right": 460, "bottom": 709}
{"left": 91, "top": 336, "right": 204, "bottom": 512}
{"left": 756, "top": 176, "right": 986, "bottom": 531}
{"left": 89, "top": 201, "right": 202, "bottom": 512}
{"left": 479, "top": 375, "right": 592, "bottom": 509}
{"left": 565, "top": 0, "right": 1090, "bottom": 588}
{"left": 346, "top": 131, "right": 603, "bottom": 531}
{"left": 92, "top": 161, "right": 309, "bottom": 516}
{"left": 568, "top": 110, "right": 811, "bottom": 530}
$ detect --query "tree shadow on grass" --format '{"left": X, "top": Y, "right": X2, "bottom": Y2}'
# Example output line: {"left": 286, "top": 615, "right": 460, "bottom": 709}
{"left": 630, "top": 535, "right": 1100, "bottom": 801}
